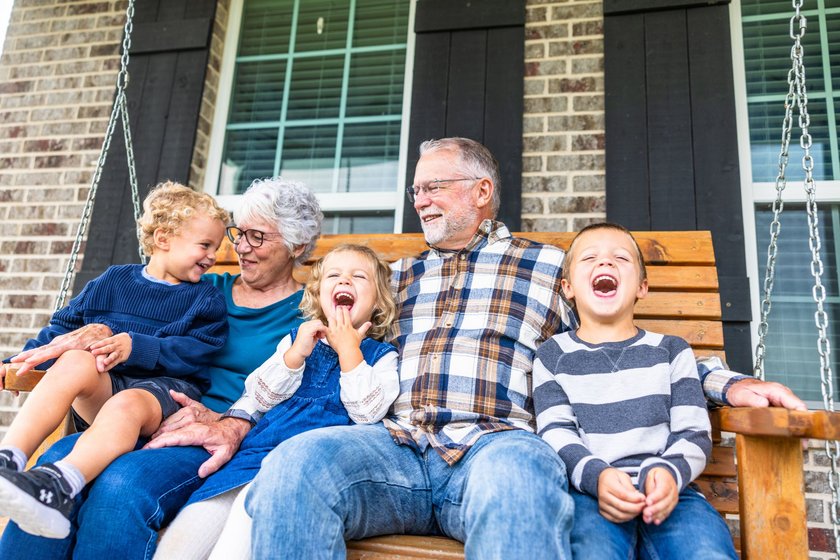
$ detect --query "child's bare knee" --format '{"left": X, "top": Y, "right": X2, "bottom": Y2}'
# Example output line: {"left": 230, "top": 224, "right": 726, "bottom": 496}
{"left": 99, "top": 390, "right": 160, "bottom": 425}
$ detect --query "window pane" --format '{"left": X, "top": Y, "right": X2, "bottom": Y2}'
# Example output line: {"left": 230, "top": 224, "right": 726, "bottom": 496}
{"left": 295, "top": 0, "right": 350, "bottom": 52}
{"left": 741, "top": 0, "right": 803, "bottom": 18}
{"left": 338, "top": 121, "right": 401, "bottom": 193}
{"left": 827, "top": 12, "right": 840, "bottom": 93}
{"left": 747, "top": 99, "right": 833, "bottom": 182}
{"left": 287, "top": 55, "right": 344, "bottom": 120}
{"left": 238, "top": 0, "right": 293, "bottom": 56}
{"left": 353, "top": 0, "right": 410, "bottom": 47}
{"left": 279, "top": 125, "right": 338, "bottom": 192}
{"left": 228, "top": 60, "right": 286, "bottom": 124}
{"left": 220, "top": 129, "right": 278, "bottom": 195}
{"left": 754, "top": 205, "right": 840, "bottom": 403}
{"left": 323, "top": 211, "right": 394, "bottom": 234}
{"left": 346, "top": 50, "right": 405, "bottom": 118}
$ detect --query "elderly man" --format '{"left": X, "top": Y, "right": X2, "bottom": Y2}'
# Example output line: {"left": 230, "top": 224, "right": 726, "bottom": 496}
{"left": 244, "top": 137, "right": 804, "bottom": 559}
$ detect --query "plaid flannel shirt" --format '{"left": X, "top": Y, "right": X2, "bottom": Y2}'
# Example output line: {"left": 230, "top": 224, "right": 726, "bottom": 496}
{"left": 383, "top": 220, "right": 742, "bottom": 465}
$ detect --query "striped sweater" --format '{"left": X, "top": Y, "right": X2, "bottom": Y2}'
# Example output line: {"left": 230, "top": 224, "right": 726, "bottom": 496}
{"left": 533, "top": 329, "right": 712, "bottom": 498}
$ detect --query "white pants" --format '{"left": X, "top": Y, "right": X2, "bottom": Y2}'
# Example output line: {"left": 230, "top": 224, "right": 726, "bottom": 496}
{"left": 153, "top": 483, "right": 253, "bottom": 560}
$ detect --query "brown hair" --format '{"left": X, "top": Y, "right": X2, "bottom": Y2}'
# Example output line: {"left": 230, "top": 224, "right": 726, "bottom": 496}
{"left": 299, "top": 244, "right": 397, "bottom": 341}
{"left": 137, "top": 181, "right": 230, "bottom": 256}
{"left": 561, "top": 222, "right": 647, "bottom": 284}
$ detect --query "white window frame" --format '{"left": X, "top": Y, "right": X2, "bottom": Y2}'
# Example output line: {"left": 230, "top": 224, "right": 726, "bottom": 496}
{"left": 203, "top": 0, "right": 417, "bottom": 232}
{"left": 731, "top": 0, "right": 840, "bottom": 404}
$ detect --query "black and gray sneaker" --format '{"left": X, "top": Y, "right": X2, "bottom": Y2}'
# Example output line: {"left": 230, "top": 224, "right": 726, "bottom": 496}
{"left": 0, "top": 449, "right": 20, "bottom": 471}
{"left": 0, "top": 463, "right": 74, "bottom": 538}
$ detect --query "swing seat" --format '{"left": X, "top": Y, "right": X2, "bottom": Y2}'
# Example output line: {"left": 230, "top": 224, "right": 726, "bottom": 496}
{"left": 2, "top": 230, "right": 834, "bottom": 559}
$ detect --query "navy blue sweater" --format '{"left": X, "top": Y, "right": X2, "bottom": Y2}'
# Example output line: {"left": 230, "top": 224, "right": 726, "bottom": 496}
{"left": 20, "top": 264, "right": 228, "bottom": 393}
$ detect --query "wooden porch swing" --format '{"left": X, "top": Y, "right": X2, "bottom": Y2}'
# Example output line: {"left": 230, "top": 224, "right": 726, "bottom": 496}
{"left": 3, "top": 1, "right": 840, "bottom": 559}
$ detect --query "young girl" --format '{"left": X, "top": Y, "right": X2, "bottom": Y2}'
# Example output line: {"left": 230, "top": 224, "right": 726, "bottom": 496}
{"left": 152, "top": 243, "right": 400, "bottom": 560}
{"left": 0, "top": 182, "right": 230, "bottom": 539}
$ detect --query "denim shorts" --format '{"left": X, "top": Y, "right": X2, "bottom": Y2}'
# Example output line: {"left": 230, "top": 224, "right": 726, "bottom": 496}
{"left": 71, "top": 374, "right": 202, "bottom": 432}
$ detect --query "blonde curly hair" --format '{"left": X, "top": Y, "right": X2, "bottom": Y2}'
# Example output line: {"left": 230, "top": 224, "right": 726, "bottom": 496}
{"left": 299, "top": 244, "right": 397, "bottom": 341}
{"left": 137, "top": 181, "right": 230, "bottom": 256}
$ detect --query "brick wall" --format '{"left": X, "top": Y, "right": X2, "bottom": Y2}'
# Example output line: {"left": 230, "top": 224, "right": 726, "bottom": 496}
{"left": 0, "top": 0, "right": 126, "bottom": 425}
{"left": 521, "top": 0, "right": 605, "bottom": 234}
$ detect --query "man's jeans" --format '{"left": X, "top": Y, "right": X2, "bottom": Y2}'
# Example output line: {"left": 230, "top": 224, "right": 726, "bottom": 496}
{"left": 247, "top": 423, "right": 574, "bottom": 560}
{"left": 570, "top": 486, "right": 738, "bottom": 559}
{"left": 0, "top": 432, "right": 209, "bottom": 560}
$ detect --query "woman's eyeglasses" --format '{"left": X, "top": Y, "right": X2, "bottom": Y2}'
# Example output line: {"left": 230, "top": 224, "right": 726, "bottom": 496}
{"left": 225, "top": 226, "right": 282, "bottom": 248}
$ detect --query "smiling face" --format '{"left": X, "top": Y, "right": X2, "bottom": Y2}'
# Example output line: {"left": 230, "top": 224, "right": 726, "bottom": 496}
{"left": 412, "top": 148, "right": 493, "bottom": 250}
{"left": 233, "top": 218, "right": 299, "bottom": 290}
{"left": 316, "top": 249, "right": 378, "bottom": 329}
{"left": 561, "top": 227, "right": 648, "bottom": 332}
{"left": 152, "top": 212, "right": 226, "bottom": 284}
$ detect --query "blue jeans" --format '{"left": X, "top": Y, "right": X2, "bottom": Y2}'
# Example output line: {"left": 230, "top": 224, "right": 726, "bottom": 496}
{"left": 246, "top": 423, "right": 574, "bottom": 560}
{"left": 0, "top": 432, "right": 210, "bottom": 560}
{"left": 570, "top": 487, "right": 737, "bottom": 560}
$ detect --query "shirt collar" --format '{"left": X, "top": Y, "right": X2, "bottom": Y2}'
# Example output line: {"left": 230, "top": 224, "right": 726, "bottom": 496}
{"left": 427, "top": 219, "right": 511, "bottom": 256}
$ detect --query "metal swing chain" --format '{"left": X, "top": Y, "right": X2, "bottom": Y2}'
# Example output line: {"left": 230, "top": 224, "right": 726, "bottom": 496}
{"left": 753, "top": 2, "right": 840, "bottom": 553}
{"left": 54, "top": 0, "right": 143, "bottom": 312}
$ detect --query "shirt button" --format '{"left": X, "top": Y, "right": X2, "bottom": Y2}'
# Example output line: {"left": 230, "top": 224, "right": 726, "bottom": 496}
{"left": 460, "top": 254, "right": 466, "bottom": 260}
{"left": 445, "top": 321, "right": 452, "bottom": 327}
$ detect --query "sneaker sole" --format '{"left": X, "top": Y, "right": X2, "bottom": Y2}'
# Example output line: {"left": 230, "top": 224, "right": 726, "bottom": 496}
{"left": 0, "top": 475, "right": 70, "bottom": 539}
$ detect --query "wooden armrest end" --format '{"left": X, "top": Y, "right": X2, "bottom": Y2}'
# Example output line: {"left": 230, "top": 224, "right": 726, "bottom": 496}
{"left": 715, "top": 407, "right": 840, "bottom": 441}
{"left": 4, "top": 367, "right": 46, "bottom": 392}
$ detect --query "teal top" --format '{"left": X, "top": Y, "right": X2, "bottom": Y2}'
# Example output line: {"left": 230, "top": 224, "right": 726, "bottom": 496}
{"left": 200, "top": 273, "right": 304, "bottom": 412}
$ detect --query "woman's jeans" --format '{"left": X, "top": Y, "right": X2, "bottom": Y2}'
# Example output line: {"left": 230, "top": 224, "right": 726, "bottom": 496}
{"left": 0, "top": 432, "right": 210, "bottom": 560}
{"left": 570, "top": 486, "right": 738, "bottom": 560}
{"left": 247, "top": 423, "right": 574, "bottom": 560}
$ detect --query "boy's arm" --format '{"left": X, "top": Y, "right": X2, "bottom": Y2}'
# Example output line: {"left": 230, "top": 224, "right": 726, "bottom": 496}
{"left": 339, "top": 348, "right": 399, "bottom": 424}
{"left": 638, "top": 343, "right": 712, "bottom": 493}
{"left": 697, "top": 355, "right": 806, "bottom": 410}
{"left": 223, "top": 334, "right": 304, "bottom": 426}
{"left": 121, "top": 287, "right": 228, "bottom": 377}
{"left": 533, "top": 356, "right": 609, "bottom": 498}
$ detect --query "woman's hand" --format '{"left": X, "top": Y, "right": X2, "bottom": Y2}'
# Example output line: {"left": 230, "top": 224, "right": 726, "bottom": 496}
{"left": 151, "top": 390, "right": 222, "bottom": 438}
{"left": 283, "top": 319, "right": 328, "bottom": 369}
{"left": 89, "top": 333, "right": 132, "bottom": 372}
{"left": 10, "top": 323, "right": 113, "bottom": 375}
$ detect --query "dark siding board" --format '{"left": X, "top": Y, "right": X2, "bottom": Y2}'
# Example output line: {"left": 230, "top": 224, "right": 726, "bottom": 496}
{"left": 485, "top": 25, "right": 523, "bottom": 230}
{"left": 131, "top": 18, "right": 214, "bottom": 54}
{"left": 604, "top": 0, "right": 730, "bottom": 16}
{"left": 415, "top": 0, "right": 525, "bottom": 32}
{"left": 402, "top": 32, "right": 450, "bottom": 233}
{"left": 75, "top": 0, "right": 216, "bottom": 292}
{"left": 445, "top": 30, "right": 487, "bottom": 142}
{"left": 605, "top": 14, "right": 650, "bottom": 229}
{"left": 723, "top": 323, "right": 753, "bottom": 377}
{"left": 645, "top": 10, "right": 696, "bottom": 229}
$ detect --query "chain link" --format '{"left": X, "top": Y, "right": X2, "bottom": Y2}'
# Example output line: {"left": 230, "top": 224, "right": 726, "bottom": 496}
{"left": 754, "top": 1, "right": 840, "bottom": 554}
{"left": 55, "top": 0, "right": 143, "bottom": 312}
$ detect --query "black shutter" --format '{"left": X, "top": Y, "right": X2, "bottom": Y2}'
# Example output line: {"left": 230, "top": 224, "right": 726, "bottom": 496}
{"left": 74, "top": 0, "right": 216, "bottom": 290}
{"left": 402, "top": 0, "right": 525, "bottom": 232}
{"left": 604, "top": 0, "right": 753, "bottom": 373}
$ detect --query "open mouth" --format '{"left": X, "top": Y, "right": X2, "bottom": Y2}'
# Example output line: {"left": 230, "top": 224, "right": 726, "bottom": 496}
{"left": 421, "top": 214, "right": 441, "bottom": 223}
{"left": 334, "top": 291, "right": 355, "bottom": 309}
{"left": 592, "top": 274, "right": 618, "bottom": 295}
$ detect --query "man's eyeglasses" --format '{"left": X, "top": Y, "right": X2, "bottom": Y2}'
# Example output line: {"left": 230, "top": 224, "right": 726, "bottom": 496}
{"left": 225, "top": 226, "right": 282, "bottom": 248}
{"left": 405, "top": 177, "right": 482, "bottom": 203}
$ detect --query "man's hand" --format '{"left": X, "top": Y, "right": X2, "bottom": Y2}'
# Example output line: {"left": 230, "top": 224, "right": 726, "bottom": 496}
{"left": 597, "top": 468, "right": 645, "bottom": 523}
{"left": 89, "top": 333, "right": 132, "bottom": 372}
{"left": 151, "top": 391, "right": 222, "bottom": 438}
{"left": 726, "top": 377, "right": 807, "bottom": 411}
{"left": 144, "top": 416, "right": 251, "bottom": 478}
{"left": 10, "top": 323, "right": 113, "bottom": 375}
{"left": 642, "top": 467, "right": 678, "bottom": 525}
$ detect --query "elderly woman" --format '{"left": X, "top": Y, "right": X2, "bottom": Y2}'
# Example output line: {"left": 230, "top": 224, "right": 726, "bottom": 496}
{"left": 0, "top": 177, "right": 322, "bottom": 559}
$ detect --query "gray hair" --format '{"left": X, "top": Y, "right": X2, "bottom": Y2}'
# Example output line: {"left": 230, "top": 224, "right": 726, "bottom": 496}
{"left": 419, "top": 137, "right": 501, "bottom": 217}
{"left": 236, "top": 177, "right": 323, "bottom": 264}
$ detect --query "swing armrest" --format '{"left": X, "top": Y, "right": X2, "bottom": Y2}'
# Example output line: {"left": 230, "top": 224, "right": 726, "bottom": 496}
{"left": 3, "top": 365, "right": 47, "bottom": 393}
{"left": 716, "top": 406, "right": 840, "bottom": 440}
{"left": 712, "top": 406, "right": 840, "bottom": 560}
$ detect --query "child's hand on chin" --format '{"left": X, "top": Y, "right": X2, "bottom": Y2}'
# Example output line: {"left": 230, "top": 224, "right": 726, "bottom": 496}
{"left": 597, "top": 467, "right": 645, "bottom": 523}
{"left": 642, "top": 467, "right": 679, "bottom": 525}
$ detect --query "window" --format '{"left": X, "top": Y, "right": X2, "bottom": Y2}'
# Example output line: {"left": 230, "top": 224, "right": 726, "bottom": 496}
{"left": 740, "top": 0, "right": 840, "bottom": 403}
{"left": 207, "top": 0, "right": 412, "bottom": 234}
